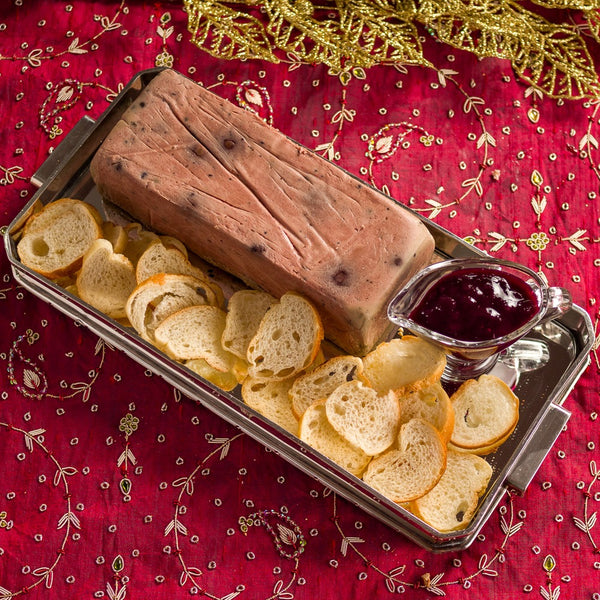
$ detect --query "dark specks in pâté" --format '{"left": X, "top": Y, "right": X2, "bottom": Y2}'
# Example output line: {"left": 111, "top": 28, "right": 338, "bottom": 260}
{"left": 393, "top": 256, "right": 403, "bottom": 266}
{"left": 191, "top": 144, "right": 204, "bottom": 157}
{"left": 332, "top": 269, "right": 349, "bottom": 286}
{"left": 115, "top": 161, "right": 123, "bottom": 171}
{"left": 139, "top": 101, "right": 146, "bottom": 108}
{"left": 251, "top": 244, "right": 266, "bottom": 254}
{"left": 141, "top": 171, "right": 148, "bottom": 179}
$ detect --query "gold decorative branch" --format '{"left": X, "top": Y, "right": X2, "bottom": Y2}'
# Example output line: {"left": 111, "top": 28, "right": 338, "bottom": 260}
{"left": 183, "top": 0, "right": 600, "bottom": 99}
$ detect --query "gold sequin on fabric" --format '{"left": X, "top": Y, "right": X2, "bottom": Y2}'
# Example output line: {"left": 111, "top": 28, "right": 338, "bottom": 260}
{"left": 183, "top": 0, "right": 600, "bottom": 99}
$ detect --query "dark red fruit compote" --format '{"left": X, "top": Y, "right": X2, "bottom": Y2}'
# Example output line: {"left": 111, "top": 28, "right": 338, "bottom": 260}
{"left": 409, "top": 268, "right": 540, "bottom": 342}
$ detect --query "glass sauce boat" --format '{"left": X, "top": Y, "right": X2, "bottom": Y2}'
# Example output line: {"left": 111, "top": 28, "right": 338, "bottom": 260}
{"left": 387, "top": 257, "right": 572, "bottom": 384}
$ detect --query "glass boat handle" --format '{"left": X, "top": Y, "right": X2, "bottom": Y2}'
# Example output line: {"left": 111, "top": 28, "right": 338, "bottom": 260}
{"left": 542, "top": 287, "right": 572, "bottom": 323}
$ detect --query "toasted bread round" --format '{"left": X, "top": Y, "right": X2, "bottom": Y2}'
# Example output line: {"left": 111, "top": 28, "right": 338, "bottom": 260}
{"left": 247, "top": 292, "right": 324, "bottom": 381}
{"left": 411, "top": 450, "right": 493, "bottom": 532}
{"left": 289, "top": 355, "right": 366, "bottom": 419}
{"left": 135, "top": 239, "right": 209, "bottom": 284}
{"left": 398, "top": 382, "right": 455, "bottom": 443}
{"left": 241, "top": 377, "right": 299, "bottom": 435}
{"left": 160, "top": 235, "right": 189, "bottom": 258}
{"left": 362, "top": 335, "right": 447, "bottom": 396}
{"left": 448, "top": 426, "right": 515, "bottom": 456}
{"left": 186, "top": 358, "right": 240, "bottom": 392}
{"left": 121, "top": 223, "right": 160, "bottom": 266}
{"left": 222, "top": 289, "right": 277, "bottom": 360}
{"left": 450, "top": 374, "right": 519, "bottom": 452}
{"left": 362, "top": 418, "right": 447, "bottom": 503}
{"left": 102, "top": 221, "right": 129, "bottom": 254}
{"left": 125, "top": 273, "right": 219, "bottom": 341}
{"left": 299, "top": 400, "right": 371, "bottom": 477}
{"left": 76, "top": 238, "right": 137, "bottom": 319}
{"left": 154, "top": 304, "right": 237, "bottom": 373}
{"left": 325, "top": 380, "right": 400, "bottom": 456}
{"left": 17, "top": 198, "right": 103, "bottom": 279}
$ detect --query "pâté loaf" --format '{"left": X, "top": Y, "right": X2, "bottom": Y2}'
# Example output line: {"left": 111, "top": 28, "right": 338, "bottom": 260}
{"left": 89, "top": 69, "right": 435, "bottom": 355}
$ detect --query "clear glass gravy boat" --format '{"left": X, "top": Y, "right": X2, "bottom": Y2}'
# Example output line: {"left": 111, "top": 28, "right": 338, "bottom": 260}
{"left": 387, "top": 257, "right": 572, "bottom": 383}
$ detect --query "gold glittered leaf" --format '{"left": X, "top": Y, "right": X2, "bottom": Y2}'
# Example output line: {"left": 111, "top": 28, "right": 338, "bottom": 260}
{"left": 183, "top": 0, "right": 600, "bottom": 99}
{"left": 531, "top": 0, "right": 600, "bottom": 8}
{"left": 184, "top": 1, "right": 280, "bottom": 63}
{"left": 416, "top": 0, "right": 600, "bottom": 99}
{"left": 184, "top": 0, "right": 430, "bottom": 71}
{"left": 584, "top": 9, "right": 600, "bottom": 43}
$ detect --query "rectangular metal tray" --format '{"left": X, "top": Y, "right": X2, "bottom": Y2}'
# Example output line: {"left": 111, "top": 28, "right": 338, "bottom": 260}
{"left": 4, "top": 68, "right": 594, "bottom": 551}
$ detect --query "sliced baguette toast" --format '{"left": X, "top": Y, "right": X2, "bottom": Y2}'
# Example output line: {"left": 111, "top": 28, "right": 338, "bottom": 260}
{"left": 411, "top": 450, "right": 493, "bottom": 532}
{"left": 135, "top": 238, "right": 208, "bottom": 284}
{"left": 76, "top": 238, "right": 137, "bottom": 319}
{"left": 325, "top": 380, "right": 400, "bottom": 456}
{"left": 362, "top": 418, "right": 446, "bottom": 503}
{"left": 398, "top": 382, "right": 455, "bottom": 443}
{"left": 125, "top": 273, "right": 220, "bottom": 342}
{"left": 362, "top": 335, "right": 447, "bottom": 396}
{"left": 289, "top": 355, "right": 366, "bottom": 419}
{"left": 241, "top": 377, "right": 299, "bottom": 435}
{"left": 154, "top": 304, "right": 236, "bottom": 372}
{"left": 299, "top": 399, "right": 371, "bottom": 477}
{"left": 448, "top": 424, "right": 515, "bottom": 456}
{"left": 450, "top": 374, "right": 519, "bottom": 453}
{"left": 120, "top": 223, "right": 160, "bottom": 266}
{"left": 222, "top": 289, "right": 277, "bottom": 360}
{"left": 247, "top": 292, "right": 324, "bottom": 381}
{"left": 17, "top": 198, "right": 103, "bottom": 279}
{"left": 102, "top": 221, "right": 128, "bottom": 254}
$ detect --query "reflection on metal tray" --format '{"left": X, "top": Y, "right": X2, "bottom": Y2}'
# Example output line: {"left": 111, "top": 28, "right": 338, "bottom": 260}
{"left": 3, "top": 68, "right": 594, "bottom": 552}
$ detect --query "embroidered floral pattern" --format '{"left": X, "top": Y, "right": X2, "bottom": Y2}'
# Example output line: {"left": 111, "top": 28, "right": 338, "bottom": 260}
{"left": 155, "top": 51, "right": 174, "bottom": 68}
{"left": 118, "top": 413, "right": 139, "bottom": 437}
{"left": 527, "top": 231, "right": 550, "bottom": 251}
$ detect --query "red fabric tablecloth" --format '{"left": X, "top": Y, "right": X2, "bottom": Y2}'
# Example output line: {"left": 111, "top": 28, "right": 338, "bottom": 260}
{"left": 1, "top": 2, "right": 599, "bottom": 598}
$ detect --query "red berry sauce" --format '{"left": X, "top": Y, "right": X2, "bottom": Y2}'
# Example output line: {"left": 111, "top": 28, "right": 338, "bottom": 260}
{"left": 409, "top": 268, "right": 539, "bottom": 342}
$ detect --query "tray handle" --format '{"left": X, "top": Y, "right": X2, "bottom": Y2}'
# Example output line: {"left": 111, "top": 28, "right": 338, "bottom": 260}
{"left": 505, "top": 403, "right": 570, "bottom": 495}
{"left": 30, "top": 116, "right": 96, "bottom": 188}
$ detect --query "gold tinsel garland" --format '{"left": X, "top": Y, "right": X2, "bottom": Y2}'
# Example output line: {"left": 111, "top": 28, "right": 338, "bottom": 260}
{"left": 183, "top": 0, "right": 600, "bottom": 99}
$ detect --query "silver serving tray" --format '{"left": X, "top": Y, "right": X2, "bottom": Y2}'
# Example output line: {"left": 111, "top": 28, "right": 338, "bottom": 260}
{"left": 4, "top": 68, "right": 594, "bottom": 551}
